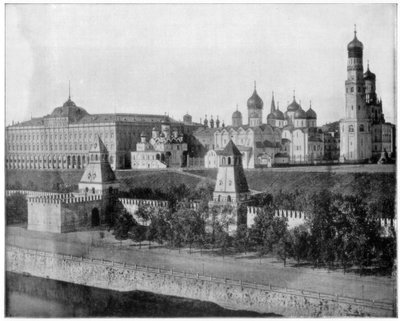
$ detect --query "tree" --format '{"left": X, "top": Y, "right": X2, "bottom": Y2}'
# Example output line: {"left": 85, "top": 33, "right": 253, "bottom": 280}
{"left": 147, "top": 207, "right": 172, "bottom": 245}
{"left": 170, "top": 208, "right": 205, "bottom": 253}
{"left": 378, "top": 226, "right": 396, "bottom": 272}
{"left": 233, "top": 224, "right": 249, "bottom": 254}
{"left": 290, "top": 225, "right": 310, "bottom": 264}
{"left": 249, "top": 205, "right": 289, "bottom": 261}
{"left": 129, "top": 225, "right": 147, "bottom": 248}
{"left": 113, "top": 210, "right": 135, "bottom": 240}
{"left": 6, "top": 193, "right": 28, "bottom": 225}
{"left": 274, "top": 231, "right": 292, "bottom": 266}
{"left": 135, "top": 204, "right": 153, "bottom": 226}
{"left": 305, "top": 189, "right": 336, "bottom": 268}
{"left": 213, "top": 221, "right": 231, "bottom": 258}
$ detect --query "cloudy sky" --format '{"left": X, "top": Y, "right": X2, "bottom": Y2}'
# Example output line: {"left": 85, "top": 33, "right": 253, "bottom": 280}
{"left": 5, "top": 4, "right": 396, "bottom": 127}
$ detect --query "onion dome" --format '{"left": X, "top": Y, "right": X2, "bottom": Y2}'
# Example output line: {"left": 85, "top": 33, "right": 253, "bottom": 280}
{"left": 364, "top": 62, "right": 376, "bottom": 81}
{"left": 347, "top": 26, "right": 363, "bottom": 57}
{"left": 216, "top": 116, "right": 220, "bottom": 128}
{"left": 232, "top": 110, "right": 242, "bottom": 118}
{"left": 287, "top": 94, "right": 301, "bottom": 112}
{"left": 247, "top": 82, "right": 264, "bottom": 110}
{"left": 203, "top": 115, "right": 208, "bottom": 126}
{"left": 306, "top": 108, "right": 317, "bottom": 119}
{"left": 306, "top": 101, "right": 317, "bottom": 119}
{"left": 161, "top": 116, "right": 170, "bottom": 124}
{"left": 294, "top": 107, "right": 307, "bottom": 119}
{"left": 274, "top": 103, "right": 285, "bottom": 120}
{"left": 267, "top": 112, "right": 277, "bottom": 121}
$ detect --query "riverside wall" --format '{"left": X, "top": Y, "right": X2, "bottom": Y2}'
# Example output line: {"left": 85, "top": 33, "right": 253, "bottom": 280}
{"left": 6, "top": 246, "right": 394, "bottom": 317}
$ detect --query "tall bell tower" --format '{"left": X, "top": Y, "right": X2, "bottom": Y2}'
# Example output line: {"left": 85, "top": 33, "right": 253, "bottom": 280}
{"left": 340, "top": 26, "right": 372, "bottom": 162}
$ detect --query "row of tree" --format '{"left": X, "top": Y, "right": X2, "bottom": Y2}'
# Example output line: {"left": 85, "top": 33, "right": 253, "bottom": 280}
{"left": 113, "top": 188, "right": 396, "bottom": 274}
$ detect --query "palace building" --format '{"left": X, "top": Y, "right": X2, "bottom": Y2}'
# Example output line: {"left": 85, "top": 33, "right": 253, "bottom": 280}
{"left": 6, "top": 94, "right": 201, "bottom": 171}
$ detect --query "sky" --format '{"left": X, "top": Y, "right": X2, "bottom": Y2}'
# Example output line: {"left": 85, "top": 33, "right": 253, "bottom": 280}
{"left": 5, "top": 4, "right": 397, "bottom": 127}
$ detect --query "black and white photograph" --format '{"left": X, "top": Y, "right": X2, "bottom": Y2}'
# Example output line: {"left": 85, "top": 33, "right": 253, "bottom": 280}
{"left": 4, "top": 3, "right": 397, "bottom": 317}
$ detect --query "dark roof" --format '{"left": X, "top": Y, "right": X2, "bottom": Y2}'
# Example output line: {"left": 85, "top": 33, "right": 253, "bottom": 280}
{"left": 255, "top": 140, "right": 279, "bottom": 148}
{"left": 232, "top": 110, "right": 242, "bottom": 118}
{"left": 193, "top": 127, "right": 219, "bottom": 136}
{"left": 273, "top": 109, "right": 285, "bottom": 120}
{"left": 275, "top": 152, "right": 289, "bottom": 158}
{"left": 9, "top": 112, "right": 180, "bottom": 128}
{"left": 220, "top": 140, "right": 242, "bottom": 156}
{"left": 237, "top": 145, "right": 252, "bottom": 152}
{"left": 309, "top": 136, "right": 323, "bottom": 143}
{"left": 306, "top": 107, "right": 317, "bottom": 119}
{"left": 247, "top": 89, "right": 264, "bottom": 110}
{"left": 91, "top": 135, "right": 109, "bottom": 154}
{"left": 347, "top": 32, "right": 364, "bottom": 51}
{"left": 10, "top": 118, "right": 44, "bottom": 127}
{"left": 294, "top": 108, "right": 307, "bottom": 119}
{"left": 80, "top": 137, "right": 116, "bottom": 184}
{"left": 364, "top": 65, "right": 376, "bottom": 81}
{"left": 49, "top": 98, "right": 89, "bottom": 121}
{"left": 287, "top": 97, "right": 301, "bottom": 112}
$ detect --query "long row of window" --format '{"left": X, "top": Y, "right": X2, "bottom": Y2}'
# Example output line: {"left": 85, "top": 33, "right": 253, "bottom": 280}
{"left": 8, "top": 142, "right": 115, "bottom": 152}
{"left": 8, "top": 130, "right": 115, "bottom": 142}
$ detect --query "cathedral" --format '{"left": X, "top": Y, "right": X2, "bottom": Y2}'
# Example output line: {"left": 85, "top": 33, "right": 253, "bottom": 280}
{"left": 199, "top": 83, "right": 321, "bottom": 168}
{"left": 340, "top": 27, "right": 395, "bottom": 162}
{"left": 131, "top": 116, "right": 188, "bottom": 169}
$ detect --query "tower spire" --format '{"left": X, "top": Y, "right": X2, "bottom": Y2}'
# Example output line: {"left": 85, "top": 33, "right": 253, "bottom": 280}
{"left": 367, "top": 59, "right": 370, "bottom": 70}
{"left": 68, "top": 80, "right": 71, "bottom": 100}
{"left": 254, "top": 81, "right": 256, "bottom": 90}
{"left": 293, "top": 90, "right": 296, "bottom": 100}
{"left": 271, "top": 91, "right": 276, "bottom": 112}
{"left": 354, "top": 24, "right": 357, "bottom": 37}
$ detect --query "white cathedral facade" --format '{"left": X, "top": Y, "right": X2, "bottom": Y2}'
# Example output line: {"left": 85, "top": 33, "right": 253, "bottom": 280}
{"left": 198, "top": 84, "right": 323, "bottom": 169}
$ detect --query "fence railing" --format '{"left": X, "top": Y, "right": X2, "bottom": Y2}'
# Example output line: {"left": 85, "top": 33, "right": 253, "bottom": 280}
{"left": 6, "top": 245, "right": 394, "bottom": 313}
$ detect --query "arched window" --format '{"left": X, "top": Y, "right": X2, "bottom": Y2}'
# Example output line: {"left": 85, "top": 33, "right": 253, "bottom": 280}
{"left": 227, "top": 195, "right": 232, "bottom": 202}
{"left": 349, "top": 125, "right": 354, "bottom": 132}
{"left": 228, "top": 157, "right": 231, "bottom": 165}
{"left": 95, "top": 154, "right": 98, "bottom": 161}
{"left": 218, "top": 195, "right": 221, "bottom": 202}
{"left": 222, "top": 157, "right": 226, "bottom": 165}
{"left": 359, "top": 124, "right": 364, "bottom": 132}
{"left": 92, "top": 187, "right": 96, "bottom": 194}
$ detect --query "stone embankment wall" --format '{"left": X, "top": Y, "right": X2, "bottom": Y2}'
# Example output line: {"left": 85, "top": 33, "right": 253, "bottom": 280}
{"left": 6, "top": 246, "right": 393, "bottom": 317}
